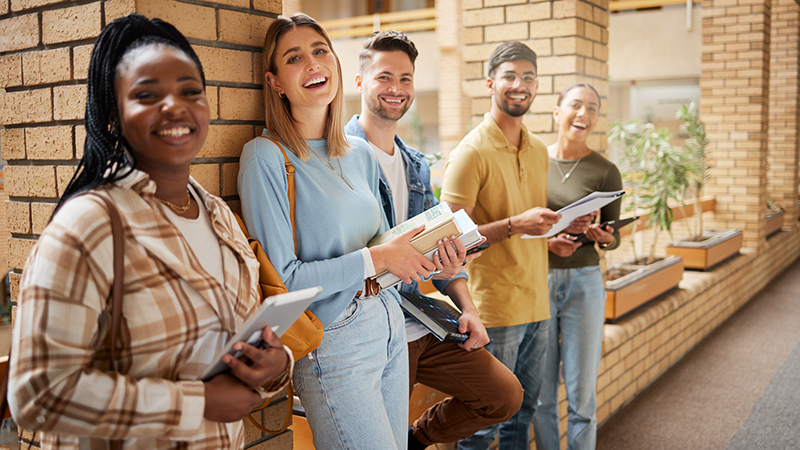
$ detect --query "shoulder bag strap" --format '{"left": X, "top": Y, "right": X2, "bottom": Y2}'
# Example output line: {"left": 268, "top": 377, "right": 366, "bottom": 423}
{"left": 93, "top": 195, "right": 125, "bottom": 366}
{"left": 258, "top": 136, "right": 297, "bottom": 254}
{"left": 0, "top": 194, "right": 125, "bottom": 449}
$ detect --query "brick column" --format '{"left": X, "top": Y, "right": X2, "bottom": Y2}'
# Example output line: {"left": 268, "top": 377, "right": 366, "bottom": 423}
{"left": 437, "top": 0, "right": 470, "bottom": 158}
{"left": 461, "top": 0, "right": 610, "bottom": 152}
{"left": 701, "top": 0, "right": 772, "bottom": 250}
{"left": 767, "top": 0, "right": 799, "bottom": 224}
{"left": 1, "top": 1, "right": 292, "bottom": 449}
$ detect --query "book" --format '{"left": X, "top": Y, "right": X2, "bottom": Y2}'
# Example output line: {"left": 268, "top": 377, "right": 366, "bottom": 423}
{"left": 522, "top": 190, "right": 625, "bottom": 239}
{"left": 398, "top": 291, "right": 469, "bottom": 343}
{"left": 572, "top": 216, "right": 639, "bottom": 245}
{"left": 368, "top": 202, "right": 457, "bottom": 254}
{"left": 373, "top": 209, "right": 484, "bottom": 289}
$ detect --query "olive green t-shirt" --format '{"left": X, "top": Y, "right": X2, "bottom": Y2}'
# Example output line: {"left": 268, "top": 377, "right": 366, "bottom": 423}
{"left": 441, "top": 114, "right": 550, "bottom": 328}
{"left": 547, "top": 151, "right": 623, "bottom": 269}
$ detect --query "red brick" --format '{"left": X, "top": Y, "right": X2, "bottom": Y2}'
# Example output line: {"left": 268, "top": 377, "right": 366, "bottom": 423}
{"left": 23, "top": 48, "right": 72, "bottom": 86}
{"left": 0, "top": 14, "right": 39, "bottom": 53}
{"left": 42, "top": 3, "right": 102, "bottom": 45}
{"left": 0, "top": 54, "right": 23, "bottom": 88}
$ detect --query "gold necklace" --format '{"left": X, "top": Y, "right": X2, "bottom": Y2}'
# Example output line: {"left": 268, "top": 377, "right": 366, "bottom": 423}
{"left": 310, "top": 147, "right": 354, "bottom": 190}
{"left": 158, "top": 190, "right": 192, "bottom": 213}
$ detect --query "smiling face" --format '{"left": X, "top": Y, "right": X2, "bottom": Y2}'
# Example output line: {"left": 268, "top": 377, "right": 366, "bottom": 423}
{"left": 357, "top": 50, "right": 415, "bottom": 122}
{"left": 115, "top": 44, "right": 209, "bottom": 175}
{"left": 553, "top": 86, "right": 600, "bottom": 142}
{"left": 487, "top": 60, "right": 538, "bottom": 118}
{"left": 266, "top": 26, "right": 339, "bottom": 113}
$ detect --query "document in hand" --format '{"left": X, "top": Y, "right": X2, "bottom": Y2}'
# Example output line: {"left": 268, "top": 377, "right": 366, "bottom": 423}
{"left": 372, "top": 209, "right": 484, "bottom": 289}
{"left": 521, "top": 190, "right": 625, "bottom": 239}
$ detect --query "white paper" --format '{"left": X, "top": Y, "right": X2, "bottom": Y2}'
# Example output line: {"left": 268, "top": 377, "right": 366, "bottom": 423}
{"left": 521, "top": 190, "right": 624, "bottom": 239}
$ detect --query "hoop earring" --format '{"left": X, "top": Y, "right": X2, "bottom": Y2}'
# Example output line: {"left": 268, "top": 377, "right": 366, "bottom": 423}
{"left": 279, "top": 92, "right": 285, "bottom": 99}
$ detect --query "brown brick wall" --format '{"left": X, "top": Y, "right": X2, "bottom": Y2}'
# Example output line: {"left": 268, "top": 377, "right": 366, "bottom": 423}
{"left": 0, "top": 1, "right": 291, "bottom": 448}
{"left": 701, "top": 0, "right": 772, "bottom": 249}
{"left": 767, "top": 0, "right": 799, "bottom": 223}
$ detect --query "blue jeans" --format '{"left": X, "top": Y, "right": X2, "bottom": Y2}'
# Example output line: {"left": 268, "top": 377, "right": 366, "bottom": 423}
{"left": 458, "top": 320, "right": 549, "bottom": 450}
{"left": 533, "top": 266, "right": 606, "bottom": 450}
{"left": 293, "top": 292, "right": 409, "bottom": 449}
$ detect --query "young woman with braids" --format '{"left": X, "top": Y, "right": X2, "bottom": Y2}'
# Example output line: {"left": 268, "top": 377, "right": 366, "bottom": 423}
{"left": 237, "top": 14, "right": 436, "bottom": 449}
{"left": 9, "top": 14, "right": 291, "bottom": 449}
{"left": 532, "top": 83, "right": 623, "bottom": 450}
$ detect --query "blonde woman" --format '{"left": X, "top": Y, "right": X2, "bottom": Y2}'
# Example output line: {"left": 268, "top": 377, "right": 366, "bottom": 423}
{"left": 238, "top": 14, "right": 436, "bottom": 449}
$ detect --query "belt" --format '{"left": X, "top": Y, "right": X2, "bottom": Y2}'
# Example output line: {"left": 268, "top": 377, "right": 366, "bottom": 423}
{"left": 354, "top": 279, "right": 381, "bottom": 298}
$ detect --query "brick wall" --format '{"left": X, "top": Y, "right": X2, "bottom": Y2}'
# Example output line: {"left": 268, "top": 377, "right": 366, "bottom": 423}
{"left": 0, "top": 1, "right": 291, "bottom": 449}
{"left": 437, "top": 0, "right": 471, "bottom": 158}
{"left": 700, "top": 0, "right": 772, "bottom": 250}
{"left": 767, "top": 0, "right": 799, "bottom": 223}
{"left": 461, "top": 0, "right": 610, "bottom": 151}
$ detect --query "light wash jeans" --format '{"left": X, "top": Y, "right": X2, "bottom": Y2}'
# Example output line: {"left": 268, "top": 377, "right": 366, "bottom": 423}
{"left": 458, "top": 320, "right": 549, "bottom": 450}
{"left": 533, "top": 266, "right": 606, "bottom": 450}
{"left": 293, "top": 292, "right": 409, "bottom": 450}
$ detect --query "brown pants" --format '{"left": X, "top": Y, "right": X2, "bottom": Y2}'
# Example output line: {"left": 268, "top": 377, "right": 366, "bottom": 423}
{"left": 408, "top": 334, "right": 524, "bottom": 445}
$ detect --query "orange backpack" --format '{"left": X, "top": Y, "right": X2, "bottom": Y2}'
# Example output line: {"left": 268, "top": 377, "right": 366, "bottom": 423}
{"left": 235, "top": 136, "right": 324, "bottom": 433}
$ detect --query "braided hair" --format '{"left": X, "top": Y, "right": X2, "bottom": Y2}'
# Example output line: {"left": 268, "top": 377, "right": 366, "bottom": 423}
{"left": 55, "top": 13, "right": 206, "bottom": 213}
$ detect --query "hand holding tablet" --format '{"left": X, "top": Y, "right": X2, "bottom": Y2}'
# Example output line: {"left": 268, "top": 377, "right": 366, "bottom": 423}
{"left": 201, "top": 286, "right": 323, "bottom": 382}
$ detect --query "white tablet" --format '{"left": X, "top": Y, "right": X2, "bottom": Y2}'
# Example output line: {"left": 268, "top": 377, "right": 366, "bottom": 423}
{"left": 200, "top": 286, "right": 323, "bottom": 381}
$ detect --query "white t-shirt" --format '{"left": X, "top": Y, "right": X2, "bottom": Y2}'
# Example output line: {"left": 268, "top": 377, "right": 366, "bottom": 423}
{"left": 368, "top": 141, "right": 430, "bottom": 342}
{"left": 164, "top": 185, "right": 225, "bottom": 285}
{"left": 369, "top": 141, "right": 409, "bottom": 226}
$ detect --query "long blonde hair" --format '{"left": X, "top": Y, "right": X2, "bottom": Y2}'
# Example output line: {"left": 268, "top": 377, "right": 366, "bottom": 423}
{"left": 263, "top": 14, "right": 350, "bottom": 161}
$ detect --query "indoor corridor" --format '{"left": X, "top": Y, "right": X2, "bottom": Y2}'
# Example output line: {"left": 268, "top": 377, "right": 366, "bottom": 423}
{"left": 597, "top": 258, "right": 800, "bottom": 449}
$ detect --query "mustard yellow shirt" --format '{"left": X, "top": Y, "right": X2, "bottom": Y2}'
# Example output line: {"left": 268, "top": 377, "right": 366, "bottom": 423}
{"left": 441, "top": 113, "right": 550, "bottom": 328}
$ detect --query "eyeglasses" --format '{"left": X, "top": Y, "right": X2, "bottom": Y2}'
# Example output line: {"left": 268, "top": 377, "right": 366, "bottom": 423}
{"left": 497, "top": 73, "right": 538, "bottom": 87}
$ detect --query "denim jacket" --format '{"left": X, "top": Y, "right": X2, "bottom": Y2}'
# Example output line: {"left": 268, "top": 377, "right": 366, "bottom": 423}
{"left": 345, "top": 115, "right": 467, "bottom": 296}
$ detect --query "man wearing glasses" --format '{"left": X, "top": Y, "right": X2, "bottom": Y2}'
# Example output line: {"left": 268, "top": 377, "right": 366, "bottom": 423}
{"left": 441, "top": 41, "right": 561, "bottom": 449}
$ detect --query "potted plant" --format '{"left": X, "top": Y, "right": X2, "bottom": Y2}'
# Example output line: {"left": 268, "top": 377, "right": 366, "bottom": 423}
{"left": 604, "top": 116, "right": 685, "bottom": 321}
{"left": 666, "top": 102, "right": 743, "bottom": 269}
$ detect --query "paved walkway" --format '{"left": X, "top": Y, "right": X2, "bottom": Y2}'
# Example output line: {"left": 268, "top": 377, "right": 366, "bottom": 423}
{"left": 597, "top": 257, "right": 800, "bottom": 449}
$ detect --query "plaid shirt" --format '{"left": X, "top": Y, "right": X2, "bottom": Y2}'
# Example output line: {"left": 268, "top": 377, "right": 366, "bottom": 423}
{"left": 10, "top": 170, "right": 288, "bottom": 449}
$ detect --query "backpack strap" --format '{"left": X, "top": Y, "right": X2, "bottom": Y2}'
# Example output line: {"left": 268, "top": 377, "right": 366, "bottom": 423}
{"left": 258, "top": 136, "right": 297, "bottom": 254}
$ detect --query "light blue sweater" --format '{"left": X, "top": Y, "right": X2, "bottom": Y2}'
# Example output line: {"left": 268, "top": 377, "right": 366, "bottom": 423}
{"left": 238, "top": 131, "right": 398, "bottom": 327}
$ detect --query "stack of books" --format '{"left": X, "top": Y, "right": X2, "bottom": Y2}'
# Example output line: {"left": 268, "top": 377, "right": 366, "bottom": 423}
{"left": 369, "top": 203, "right": 483, "bottom": 289}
